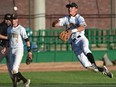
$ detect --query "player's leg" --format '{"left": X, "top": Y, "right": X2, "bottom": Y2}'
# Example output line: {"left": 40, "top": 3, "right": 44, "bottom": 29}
{"left": 86, "top": 53, "right": 113, "bottom": 78}
{"left": 80, "top": 37, "right": 97, "bottom": 65}
{"left": 81, "top": 37, "right": 103, "bottom": 71}
{"left": 8, "top": 49, "right": 18, "bottom": 87}
{"left": 71, "top": 41, "right": 96, "bottom": 71}
{"left": 6, "top": 55, "right": 22, "bottom": 84}
{"left": 16, "top": 72, "right": 30, "bottom": 87}
{"left": 13, "top": 73, "right": 18, "bottom": 87}
{"left": 74, "top": 49, "right": 98, "bottom": 72}
{"left": 17, "top": 72, "right": 27, "bottom": 83}
{"left": 82, "top": 37, "right": 113, "bottom": 78}
{"left": 86, "top": 52, "right": 112, "bottom": 76}
{"left": 5, "top": 48, "right": 15, "bottom": 83}
{"left": 13, "top": 49, "right": 30, "bottom": 86}
{"left": 86, "top": 53, "right": 104, "bottom": 72}
{"left": 11, "top": 48, "right": 23, "bottom": 86}
{"left": 74, "top": 51, "right": 92, "bottom": 67}
{"left": 6, "top": 55, "right": 14, "bottom": 82}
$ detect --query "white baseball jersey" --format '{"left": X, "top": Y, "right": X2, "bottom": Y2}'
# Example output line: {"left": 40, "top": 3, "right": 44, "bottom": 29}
{"left": 7, "top": 24, "right": 28, "bottom": 74}
{"left": 7, "top": 25, "right": 28, "bottom": 49}
{"left": 59, "top": 14, "right": 86, "bottom": 40}
{"left": 58, "top": 14, "right": 92, "bottom": 67}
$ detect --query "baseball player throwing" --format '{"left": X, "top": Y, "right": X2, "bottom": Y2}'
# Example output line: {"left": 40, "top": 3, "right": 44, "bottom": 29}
{"left": 52, "top": 2, "right": 113, "bottom": 78}
{"left": 3, "top": 13, "right": 32, "bottom": 87}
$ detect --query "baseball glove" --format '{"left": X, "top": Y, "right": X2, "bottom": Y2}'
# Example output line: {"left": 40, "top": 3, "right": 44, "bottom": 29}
{"left": 26, "top": 57, "right": 32, "bottom": 65}
{"left": 59, "top": 30, "right": 72, "bottom": 42}
{"left": 26, "top": 52, "right": 32, "bottom": 65}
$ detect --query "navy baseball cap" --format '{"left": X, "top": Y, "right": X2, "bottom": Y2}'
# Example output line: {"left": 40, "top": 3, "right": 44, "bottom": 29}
{"left": 11, "top": 13, "right": 18, "bottom": 19}
{"left": 66, "top": 2, "right": 78, "bottom": 8}
{"left": 4, "top": 13, "right": 11, "bottom": 20}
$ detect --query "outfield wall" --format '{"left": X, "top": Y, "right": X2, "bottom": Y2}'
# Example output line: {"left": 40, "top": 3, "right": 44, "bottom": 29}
{"left": 1, "top": 50, "right": 116, "bottom": 64}
{"left": 30, "top": 50, "right": 116, "bottom": 63}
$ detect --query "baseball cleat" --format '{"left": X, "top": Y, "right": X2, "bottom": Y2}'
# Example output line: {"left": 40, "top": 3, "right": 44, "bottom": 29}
{"left": 24, "top": 79, "right": 31, "bottom": 87}
{"left": 102, "top": 66, "right": 113, "bottom": 78}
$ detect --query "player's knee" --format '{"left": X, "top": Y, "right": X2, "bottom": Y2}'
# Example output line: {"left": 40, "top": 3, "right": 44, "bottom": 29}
{"left": 84, "top": 49, "right": 91, "bottom": 55}
{"left": 12, "top": 69, "right": 18, "bottom": 74}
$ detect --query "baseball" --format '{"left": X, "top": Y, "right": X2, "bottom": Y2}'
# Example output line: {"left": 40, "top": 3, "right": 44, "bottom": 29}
{"left": 13, "top": 6, "right": 18, "bottom": 11}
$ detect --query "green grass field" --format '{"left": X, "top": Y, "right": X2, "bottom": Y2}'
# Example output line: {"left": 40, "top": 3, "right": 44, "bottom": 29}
{"left": 0, "top": 71, "right": 116, "bottom": 87}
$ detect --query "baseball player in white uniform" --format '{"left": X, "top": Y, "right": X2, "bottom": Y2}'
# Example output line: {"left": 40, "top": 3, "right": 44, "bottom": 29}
{"left": 52, "top": 2, "right": 113, "bottom": 78}
{"left": 3, "top": 13, "right": 32, "bottom": 87}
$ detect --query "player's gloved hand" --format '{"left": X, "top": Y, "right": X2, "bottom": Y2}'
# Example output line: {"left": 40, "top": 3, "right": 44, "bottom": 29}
{"left": 59, "top": 30, "right": 72, "bottom": 42}
{"left": 26, "top": 52, "right": 32, "bottom": 65}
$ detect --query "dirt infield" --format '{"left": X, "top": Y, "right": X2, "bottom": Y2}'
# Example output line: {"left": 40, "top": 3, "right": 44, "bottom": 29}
{"left": 0, "top": 61, "right": 116, "bottom": 72}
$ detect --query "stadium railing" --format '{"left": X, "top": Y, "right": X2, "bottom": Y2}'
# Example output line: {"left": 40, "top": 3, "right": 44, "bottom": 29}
{"left": 2, "top": 28, "right": 116, "bottom": 63}
{"left": 30, "top": 29, "right": 116, "bottom": 51}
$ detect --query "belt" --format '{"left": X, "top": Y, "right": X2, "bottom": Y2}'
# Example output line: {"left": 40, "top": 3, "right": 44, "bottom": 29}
{"left": 72, "top": 35, "right": 81, "bottom": 42}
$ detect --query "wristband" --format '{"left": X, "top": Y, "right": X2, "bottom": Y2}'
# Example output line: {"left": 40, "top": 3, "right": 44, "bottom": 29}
{"left": 71, "top": 29, "right": 78, "bottom": 33}
{"left": 27, "top": 46, "right": 31, "bottom": 52}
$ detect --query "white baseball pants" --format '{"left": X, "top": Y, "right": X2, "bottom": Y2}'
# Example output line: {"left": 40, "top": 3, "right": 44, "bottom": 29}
{"left": 9, "top": 48, "right": 23, "bottom": 74}
{"left": 71, "top": 36, "right": 92, "bottom": 67}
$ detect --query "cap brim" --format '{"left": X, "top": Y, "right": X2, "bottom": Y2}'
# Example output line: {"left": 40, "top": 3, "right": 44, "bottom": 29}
{"left": 12, "top": 18, "right": 17, "bottom": 19}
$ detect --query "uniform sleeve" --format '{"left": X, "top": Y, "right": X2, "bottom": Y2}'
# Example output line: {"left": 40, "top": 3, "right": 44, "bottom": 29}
{"left": 78, "top": 16, "right": 87, "bottom": 27}
{"left": 20, "top": 26, "right": 28, "bottom": 39}
{"left": 59, "top": 17, "right": 67, "bottom": 26}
